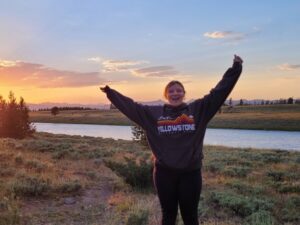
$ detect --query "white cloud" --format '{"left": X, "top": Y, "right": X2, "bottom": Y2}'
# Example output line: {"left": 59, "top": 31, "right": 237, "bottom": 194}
{"left": 102, "top": 60, "right": 148, "bottom": 72}
{"left": 277, "top": 63, "right": 300, "bottom": 71}
{"left": 132, "top": 66, "right": 179, "bottom": 78}
{"left": 203, "top": 31, "right": 245, "bottom": 41}
{"left": 87, "top": 57, "right": 103, "bottom": 63}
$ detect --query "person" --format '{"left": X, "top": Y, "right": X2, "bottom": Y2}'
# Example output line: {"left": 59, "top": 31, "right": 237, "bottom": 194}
{"left": 100, "top": 55, "right": 243, "bottom": 225}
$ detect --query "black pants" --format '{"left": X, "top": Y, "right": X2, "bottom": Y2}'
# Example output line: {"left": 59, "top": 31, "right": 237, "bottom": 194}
{"left": 153, "top": 164, "right": 202, "bottom": 225}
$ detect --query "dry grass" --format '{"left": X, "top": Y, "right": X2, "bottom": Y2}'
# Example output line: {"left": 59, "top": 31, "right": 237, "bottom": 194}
{"left": 1, "top": 133, "right": 299, "bottom": 224}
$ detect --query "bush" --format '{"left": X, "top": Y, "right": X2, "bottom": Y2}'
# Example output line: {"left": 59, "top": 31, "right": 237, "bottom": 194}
{"left": 55, "top": 180, "right": 82, "bottom": 193}
{"left": 266, "top": 171, "right": 285, "bottom": 182}
{"left": 11, "top": 176, "right": 51, "bottom": 197}
{"left": 0, "top": 198, "right": 20, "bottom": 225}
{"left": 126, "top": 209, "right": 149, "bottom": 225}
{"left": 25, "top": 160, "right": 47, "bottom": 172}
{"left": 245, "top": 210, "right": 275, "bottom": 225}
{"left": 105, "top": 157, "right": 153, "bottom": 191}
{"left": 261, "top": 153, "right": 282, "bottom": 163}
{"left": 278, "top": 184, "right": 300, "bottom": 193}
{"left": 0, "top": 92, "right": 35, "bottom": 139}
{"left": 227, "top": 181, "right": 265, "bottom": 195}
{"left": 209, "top": 191, "right": 273, "bottom": 218}
{"left": 223, "top": 166, "right": 251, "bottom": 177}
{"left": 204, "top": 162, "right": 224, "bottom": 173}
{"left": 282, "top": 196, "right": 300, "bottom": 222}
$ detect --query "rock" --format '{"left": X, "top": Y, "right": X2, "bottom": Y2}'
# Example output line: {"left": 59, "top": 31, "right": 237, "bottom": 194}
{"left": 94, "top": 158, "right": 103, "bottom": 165}
{"left": 64, "top": 197, "right": 76, "bottom": 205}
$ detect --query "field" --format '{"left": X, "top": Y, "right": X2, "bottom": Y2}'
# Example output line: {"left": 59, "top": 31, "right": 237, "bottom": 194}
{"left": 29, "top": 104, "right": 300, "bottom": 131}
{"left": 1, "top": 132, "right": 299, "bottom": 225}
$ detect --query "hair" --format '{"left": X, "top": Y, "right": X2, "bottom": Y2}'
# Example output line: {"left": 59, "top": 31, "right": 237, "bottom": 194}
{"left": 164, "top": 80, "right": 186, "bottom": 99}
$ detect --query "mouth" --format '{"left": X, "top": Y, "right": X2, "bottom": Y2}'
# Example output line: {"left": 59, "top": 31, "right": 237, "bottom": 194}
{"left": 171, "top": 96, "right": 182, "bottom": 101}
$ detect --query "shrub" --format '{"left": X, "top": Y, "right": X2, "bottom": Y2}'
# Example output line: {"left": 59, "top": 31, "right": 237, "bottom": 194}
{"left": 14, "top": 155, "right": 23, "bottom": 164}
{"left": 0, "top": 92, "right": 35, "bottom": 139}
{"left": 0, "top": 205, "right": 20, "bottom": 225}
{"left": 0, "top": 168, "right": 15, "bottom": 177}
{"left": 227, "top": 181, "right": 265, "bottom": 195}
{"left": 266, "top": 171, "right": 285, "bottom": 182}
{"left": 105, "top": 157, "right": 153, "bottom": 191}
{"left": 223, "top": 166, "right": 251, "bottom": 177}
{"left": 261, "top": 153, "right": 282, "bottom": 163}
{"left": 25, "top": 160, "right": 47, "bottom": 172}
{"left": 282, "top": 196, "right": 300, "bottom": 222}
{"left": 209, "top": 191, "right": 273, "bottom": 218}
{"left": 126, "top": 209, "right": 149, "bottom": 225}
{"left": 11, "top": 176, "right": 51, "bottom": 197}
{"left": 204, "top": 162, "right": 224, "bottom": 173}
{"left": 278, "top": 184, "right": 300, "bottom": 194}
{"left": 55, "top": 180, "right": 82, "bottom": 193}
{"left": 245, "top": 210, "right": 275, "bottom": 225}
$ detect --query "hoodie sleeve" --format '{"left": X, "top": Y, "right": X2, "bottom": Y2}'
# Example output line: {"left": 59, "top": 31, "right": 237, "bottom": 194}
{"left": 201, "top": 62, "right": 242, "bottom": 123}
{"left": 102, "top": 86, "right": 150, "bottom": 129}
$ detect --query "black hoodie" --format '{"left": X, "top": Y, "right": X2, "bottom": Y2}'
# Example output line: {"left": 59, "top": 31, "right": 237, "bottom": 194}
{"left": 103, "top": 62, "right": 242, "bottom": 170}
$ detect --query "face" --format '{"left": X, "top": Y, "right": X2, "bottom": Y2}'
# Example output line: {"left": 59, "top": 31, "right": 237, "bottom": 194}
{"left": 166, "top": 83, "right": 185, "bottom": 106}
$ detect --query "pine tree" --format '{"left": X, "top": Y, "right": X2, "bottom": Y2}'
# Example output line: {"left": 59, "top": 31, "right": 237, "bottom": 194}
{"left": 0, "top": 92, "right": 35, "bottom": 139}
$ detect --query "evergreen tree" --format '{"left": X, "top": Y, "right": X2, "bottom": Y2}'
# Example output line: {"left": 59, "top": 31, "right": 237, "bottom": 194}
{"left": 0, "top": 92, "right": 35, "bottom": 139}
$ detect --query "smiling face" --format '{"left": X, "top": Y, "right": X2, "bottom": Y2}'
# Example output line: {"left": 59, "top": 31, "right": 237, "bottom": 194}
{"left": 166, "top": 83, "right": 185, "bottom": 106}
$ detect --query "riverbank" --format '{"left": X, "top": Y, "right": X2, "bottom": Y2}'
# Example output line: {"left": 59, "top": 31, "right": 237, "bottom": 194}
{"left": 30, "top": 104, "right": 300, "bottom": 131}
{"left": 1, "top": 132, "right": 299, "bottom": 224}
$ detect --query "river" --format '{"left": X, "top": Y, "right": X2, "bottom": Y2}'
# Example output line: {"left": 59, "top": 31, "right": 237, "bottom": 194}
{"left": 34, "top": 123, "right": 300, "bottom": 151}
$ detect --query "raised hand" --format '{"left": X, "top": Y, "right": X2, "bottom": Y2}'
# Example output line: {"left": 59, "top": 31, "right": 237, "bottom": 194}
{"left": 99, "top": 86, "right": 107, "bottom": 93}
{"left": 234, "top": 55, "right": 243, "bottom": 64}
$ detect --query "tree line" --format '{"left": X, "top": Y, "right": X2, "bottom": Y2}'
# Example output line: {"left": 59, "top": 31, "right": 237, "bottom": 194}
{"left": 228, "top": 97, "right": 298, "bottom": 106}
{"left": 38, "top": 106, "right": 96, "bottom": 112}
{"left": 0, "top": 92, "right": 35, "bottom": 139}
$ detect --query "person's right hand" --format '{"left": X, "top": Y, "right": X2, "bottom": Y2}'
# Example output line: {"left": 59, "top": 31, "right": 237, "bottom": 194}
{"left": 99, "top": 86, "right": 107, "bottom": 92}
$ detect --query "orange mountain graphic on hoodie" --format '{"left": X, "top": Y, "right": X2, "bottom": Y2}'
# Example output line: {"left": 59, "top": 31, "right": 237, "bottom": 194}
{"left": 157, "top": 114, "right": 195, "bottom": 134}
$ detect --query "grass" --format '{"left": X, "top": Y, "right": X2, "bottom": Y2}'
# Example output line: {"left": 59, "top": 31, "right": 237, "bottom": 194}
{"left": 30, "top": 104, "right": 300, "bottom": 131}
{"left": 0, "top": 132, "right": 299, "bottom": 224}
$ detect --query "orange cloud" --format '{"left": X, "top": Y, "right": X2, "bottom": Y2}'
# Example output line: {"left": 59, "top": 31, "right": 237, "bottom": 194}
{"left": 0, "top": 60, "right": 106, "bottom": 88}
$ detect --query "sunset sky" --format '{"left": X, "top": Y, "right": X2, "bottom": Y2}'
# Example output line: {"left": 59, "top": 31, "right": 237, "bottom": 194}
{"left": 1, "top": 0, "right": 300, "bottom": 104}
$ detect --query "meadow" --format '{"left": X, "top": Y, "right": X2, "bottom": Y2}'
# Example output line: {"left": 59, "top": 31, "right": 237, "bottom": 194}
{"left": 29, "top": 104, "right": 300, "bottom": 131}
{"left": 0, "top": 132, "right": 299, "bottom": 225}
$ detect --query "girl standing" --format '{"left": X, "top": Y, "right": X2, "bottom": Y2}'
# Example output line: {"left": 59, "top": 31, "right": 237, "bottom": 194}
{"left": 100, "top": 55, "right": 243, "bottom": 225}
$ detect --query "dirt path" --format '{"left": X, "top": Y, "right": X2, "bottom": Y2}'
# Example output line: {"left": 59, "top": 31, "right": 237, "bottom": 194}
{"left": 20, "top": 178, "right": 115, "bottom": 225}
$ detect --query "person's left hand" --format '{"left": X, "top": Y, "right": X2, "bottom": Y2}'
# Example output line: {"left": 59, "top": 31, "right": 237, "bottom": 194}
{"left": 234, "top": 55, "right": 243, "bottom": 64}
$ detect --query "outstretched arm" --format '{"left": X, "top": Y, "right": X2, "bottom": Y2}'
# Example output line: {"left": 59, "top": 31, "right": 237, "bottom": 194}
{"left": 202, "top": 55, "right": 243, "bottom": 122}
{"left": 100, "top": 86, "right": 150, "bottom": 129}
